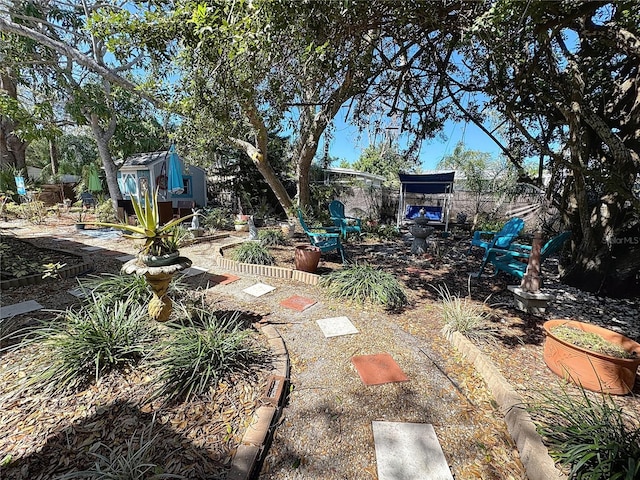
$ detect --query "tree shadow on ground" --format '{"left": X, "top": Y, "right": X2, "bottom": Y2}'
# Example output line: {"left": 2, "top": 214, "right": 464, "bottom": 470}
{"left": 0, "top": 399, "right": 228, "bottom": 480}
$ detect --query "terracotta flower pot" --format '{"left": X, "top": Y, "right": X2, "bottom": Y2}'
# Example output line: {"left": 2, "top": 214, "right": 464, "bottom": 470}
{"left": 294, "top": 245, "right": 321, "bottom": 273}
{"left": 543, "top": 319, "right": 640, "bottom": 395}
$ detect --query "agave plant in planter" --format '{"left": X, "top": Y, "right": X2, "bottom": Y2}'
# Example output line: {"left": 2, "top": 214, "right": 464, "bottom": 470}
{"left": 93, "top": 190, "right": 195, "bottom": 266}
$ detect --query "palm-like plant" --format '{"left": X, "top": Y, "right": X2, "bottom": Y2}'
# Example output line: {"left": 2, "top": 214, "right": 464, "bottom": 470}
{"left": 94, "top": 190, "right": 194, "bottom": 256}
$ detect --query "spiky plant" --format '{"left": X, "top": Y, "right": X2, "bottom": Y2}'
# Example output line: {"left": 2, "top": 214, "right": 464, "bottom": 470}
{"left": 149, "top": 307, "right": 268, "bottom": 403}
{"left": 10, "top": 295, "right": 155, "bottom": 395}
{"left": 258, "top": 228, "right": 288, "bottom": 246}
{"left": 231, "top": 242, "right": 275, "bottom": 265}
{"left": 320, "top": 264, "right": 407, "bottom": 310}
{"left": 434, "top": 284, "right": 499, "bottom": 345}
{"left": 528, "top": 386, "right": 640, "bottom": 480}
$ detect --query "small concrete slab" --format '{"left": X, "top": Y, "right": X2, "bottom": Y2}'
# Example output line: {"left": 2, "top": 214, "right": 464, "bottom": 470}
{"left": 316, "top": 316, "right": 358, "bottom": 337}
{"left": 180, "top": 266, "right": 209, "bottom": 278}
{"left": 115, "top": 254, "right": 136, "bottom": 262}
{"left": 243, "top": 282, "right": 276, "bottom": 297}
{"left": 372, "top": 421, "right": 453, "bottom": 480}
{"left": 280, "top": 295, "right": 317, "bottom": 312}
{"left": 67, "top": 288, "right": 86, "bottom": 298}
{"left": 207, "top": 273, "right": 241, "bottom": 285}
{"left": 352, "top": 353, "right": 408, "bottom": 385}
{"left": 0, "top": 300, "right": 44, "bottom": 319}
{"left": 80, "top": 246, "right": 104, "bottom": 252}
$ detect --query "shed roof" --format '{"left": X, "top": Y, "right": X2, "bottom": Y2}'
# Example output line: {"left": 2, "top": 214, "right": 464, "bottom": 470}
{"left": 122, "top": 151, "right": 170, "bottom": 168}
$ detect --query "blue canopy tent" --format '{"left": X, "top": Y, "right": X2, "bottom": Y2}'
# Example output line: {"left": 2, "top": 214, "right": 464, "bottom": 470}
{"left": 167, "top": 144, "right": 184, "bottom": 195}
{"left": 397, "top": 171, "right": 455, "bottom": 231}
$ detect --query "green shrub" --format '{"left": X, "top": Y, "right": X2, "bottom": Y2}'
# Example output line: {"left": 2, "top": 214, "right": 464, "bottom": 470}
{"left": 258, "top": 228, "right": 288, "bottom": 246}
{"left": 231, "top": 241, "right": 275, "bottom": 265}
{"left": 150, "top": 307, "right": 267, "bottom": 403}
{"left": 78, "top": 274, "right": 188, "bottom": 308}
{"left": 434, "top": 284, "right": 499, "bottom": 345}
{"left": 528, "top": 386, "right": 640, "bottom": 480}
{"left": 320, "top": 264, "right": 407, "bottom": 310}
{"left": 202, "top": 207, "right": 233, "bottom": 230}
{"left": 13, "top": 295, "right": 154, "bottom": 394}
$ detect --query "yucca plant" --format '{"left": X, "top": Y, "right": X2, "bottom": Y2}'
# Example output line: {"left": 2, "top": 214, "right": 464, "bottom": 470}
{"left": 59, "top": 427, "right": 184, "bottom": 480}
{"left": 150, "top": 307, "right": 267, "bottom": 403}
{"left": 434, "top": 283, "right": 499, "bottom": 345}
{"left": 231, "top": 241, "right": 275, "bottom": 265}
{"left": 528, "top": 386, "right": 640, "bottom": 480}
{"left": 320, "top": 264, "right": 407, "bottom": 310}
{"left": 258, "top": 228, "right": 288, "bottom": 246}
{"left": 11, "top": 295, "right": 155, "bottom": 395}
{"left": 92, "top": 189, "right": 194, "bottom": 256}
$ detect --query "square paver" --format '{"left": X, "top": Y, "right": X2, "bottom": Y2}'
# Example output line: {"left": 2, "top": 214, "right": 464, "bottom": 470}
{"left": 280, "top": 295, "right": 317, "bottom": 312}
{"left": 67, "top": 288, "right": 86, "bottom": 298}
{"left": 0, "top": 300, "right": 44, "bottom": 320}
{"left": 101, "top": 250, "right": 126, "bottom": 256}
{"left": 373, "top": 421, "right": 453, "bottom": 480}
{"left": 115, "top": 254, "right": 136, "bottom": 262}
{"left": 351, "top": 353, "right": 408, "bottom": 385}
{"left": 80, "top": 246, "right": 104, "bottom": 252}
{"left": 181, "top": 266, "right": 209, "bottom": 278}
{"left": 243, "top": 282, "right": 276, "bottom": 297}
{"left": 316, "top": 316, "right": 358, "bottom": 337}
{"left": 207, "top": 273, "right": 240, "bottom": 285}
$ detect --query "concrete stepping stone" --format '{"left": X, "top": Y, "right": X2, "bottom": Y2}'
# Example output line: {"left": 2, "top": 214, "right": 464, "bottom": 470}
{"left": 0, "top": 300, "right": 44, "bottom": 320}
{"left": 67, "top": 288, "right": 86, "bottom": 298}
{"left": 180, "top": 266, "right": 209, "bottom": 278}
{"left": 373, "top": 421, "right": 454, "bottom": 480}
{"left": 115, "top": 254, "right": 136, "bottom": 262}
{"left": 280, "top": 295, "right": 317, "bottom": 312}
{"left": 316, "top": 316, "right": 358, "bottom": 337}
{"left": 80, "top": 246, "right": 104, "bottom": 252}
{"left": 243, "top": 282, "right": 276, "bottom": 297}
{"left": 102, "top": 250, "right": 126, "bottom": 256}
{"left": 351, "top": 353, "right": 409, "bottom": 385}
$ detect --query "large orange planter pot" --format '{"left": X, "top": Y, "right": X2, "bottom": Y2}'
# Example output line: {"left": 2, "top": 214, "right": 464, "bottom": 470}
{"left": 294, "top": 245, "right": 321, "bottom": 273}
{"left": 543, "top": 319, "right": 640, "bottom": 395}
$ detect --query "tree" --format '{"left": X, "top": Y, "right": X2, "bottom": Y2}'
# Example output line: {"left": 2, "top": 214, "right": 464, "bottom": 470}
{"left": 457, "top": 1, "right": 640, "bottom": 296}
{"left": 352, "top": 143, "right": 418, "bottom": 187}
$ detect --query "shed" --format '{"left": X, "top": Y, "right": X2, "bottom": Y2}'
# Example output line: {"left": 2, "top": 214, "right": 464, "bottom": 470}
{"left": 117, "top": 151, "right": 207, "bottom": 209}
{"left": 397, "top": 171, "right": 455, "bottom": 231}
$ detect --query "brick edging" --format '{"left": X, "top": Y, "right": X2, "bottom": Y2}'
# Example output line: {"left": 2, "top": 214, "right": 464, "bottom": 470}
{"left": 227, "top": 324, "right": 290, "bottom": 480}
{"left": 445, "top": 331, "right": 566, "bottom": 480}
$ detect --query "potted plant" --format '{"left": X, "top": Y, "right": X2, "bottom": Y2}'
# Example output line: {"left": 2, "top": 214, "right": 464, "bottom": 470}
{"left": 234, "top": 215, "right": 249, "bottom": 232}
{"left": 543, "top": 319, "right": 640, "bottom": 395}
{"left": 92, "top": 189, "right": 195, "bottom": 266}
{"left": 74, "top": 208, "right": 86, "bottom": 230}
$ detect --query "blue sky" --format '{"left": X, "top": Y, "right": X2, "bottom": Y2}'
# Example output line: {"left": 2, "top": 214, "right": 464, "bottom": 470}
{"left": 326, "top": 118, "right": 502, "bottom": 171}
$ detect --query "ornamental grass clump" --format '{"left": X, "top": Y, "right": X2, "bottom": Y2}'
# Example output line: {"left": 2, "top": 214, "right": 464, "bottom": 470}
{"left": 150, "top": 307, "right": 268, "bottom": 403}
{"left": 528, "top": 386, "right": 640, "bottom": 480}
{"left": 258, "top": 228, "right": 288, "bottom": 246}
{"left": 320, "top": 264, "right": 407, "bottom": 310}
{"left": 551, "top": 324, "right": 634, "bottom": 359}
{"left": 434, "top": 284, "right": 499, "bottom": 345}
{"left": 9, "top": 295, "right": 154, "bottom": 395}
{"left": 231, "top": 241, "right": 275, "bottom": 265}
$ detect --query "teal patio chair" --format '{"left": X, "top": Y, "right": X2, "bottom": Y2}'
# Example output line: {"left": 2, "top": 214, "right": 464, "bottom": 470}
{"left": 469, "top": 217, "right": 525, "bottom": 254}
{"left": 328, "top": 200, "right": 362, "bottom": 238}
{"left": 485, "top": 231, "right": 571, "bottom": 280}
{"left": 297, "top": 210, "right": 346, "bottom": 263}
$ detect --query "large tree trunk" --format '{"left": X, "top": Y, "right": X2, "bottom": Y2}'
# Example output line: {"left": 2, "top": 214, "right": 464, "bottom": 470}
{"left": 49, "top": 137, "right": 59, "bottom": 175}
{"left": 0, "top": 72, "right": 28, "bottom": 173}
{"left": 89, "top": 113, "right": 121, "bottom": 210}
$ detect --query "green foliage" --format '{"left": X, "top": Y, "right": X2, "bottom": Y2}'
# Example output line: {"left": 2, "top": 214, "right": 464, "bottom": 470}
{"left": 528, "top": 386, "right": 640, "bottom": 480}
{"left": 434, "top": 284, "right": 499, "bottom": 345}
{"left": 19, "top": 200, "right": 48, "bottom": 224}
{"left": 96, "top": 198, "right": 117, "bottom": 223}
{"left": 79, "top": 274, "right": 152, "bottom": 307}
{"left": 320, "top": 264, "right": 407, "bottom": 310}
{"left": 352, "top": 144, "right": 418, "bottom": 187}
{"left": 59, "top": 427, "right": 184, "bottom": 480}
{"left": 258, "top": 228, "right": 288, "bottom": 246}
{"left": 231, "top": 242, "right": 275, "bottom": 265}
{"left": 13, "top": 295, "right": 154, "bottom": 395}
{"left": 202, "top": 207, "right": 233, "bottom": 230}
{"left": 150, "top": 307, "right": 267, "bottom": 403}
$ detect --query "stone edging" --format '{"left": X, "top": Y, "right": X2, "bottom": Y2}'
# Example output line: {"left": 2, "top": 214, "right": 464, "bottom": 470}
{"left": 0, "top": 253, "right": 93, "bottom": 289}
{"left": 445, "top": 331, "right": 566, "bottom": 480}
{"left": 227, "top": 323, "right": 290, "bottom": 480}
